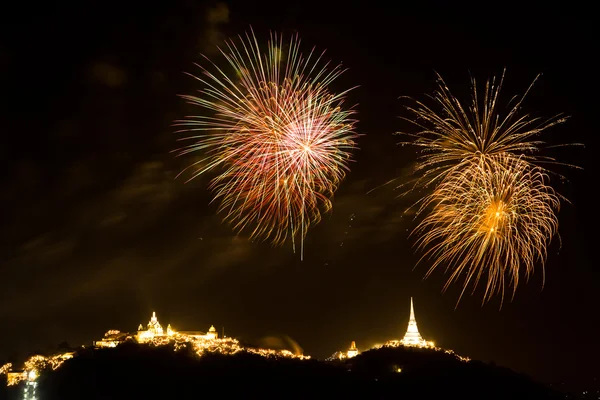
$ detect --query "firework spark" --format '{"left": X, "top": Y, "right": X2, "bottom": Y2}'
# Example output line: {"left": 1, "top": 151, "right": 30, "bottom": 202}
{"left": 399, "top": 71, "right": 574, "bottom": 304}
{"left": 174, "top": 30, "right": 358, "bottom": 259}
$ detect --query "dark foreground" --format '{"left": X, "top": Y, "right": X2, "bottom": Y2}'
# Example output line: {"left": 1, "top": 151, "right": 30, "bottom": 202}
{"left": 1, "top": 343, "right": 562, "bottom": 399}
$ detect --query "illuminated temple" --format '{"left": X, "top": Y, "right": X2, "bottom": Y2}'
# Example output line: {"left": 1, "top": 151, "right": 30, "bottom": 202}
{"left": 326, "top": 341, "right": 359, "bottom": 361}
{"left": 136, "top": 311, "right": 219, "bottom": 342}
{"left": 97, "top": 311, "right": 306, "bottom": 360}
{"left": 93, "top": 312, "right": 220, "bottom": 348}
{"left": 400, "top": 297, "right": 434, "bottom": 347}
{"left": 376, "top": 297, "right": 471, "bottom": 363}
{"left": 347, "top": 341, "right": 358, "bottom": 358}
{"left": 384, "top": 297, "right": 435, "bottom": 348}
{"left": 1, "top": 311, "right": 308, "bottom": 391}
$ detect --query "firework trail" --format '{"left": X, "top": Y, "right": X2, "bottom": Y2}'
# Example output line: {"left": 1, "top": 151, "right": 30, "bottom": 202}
{"left": 399, "top": 70, "right": 575, "bottom": 304}
{"left": 174, "top": 30, "right": 358, "bottom": 259}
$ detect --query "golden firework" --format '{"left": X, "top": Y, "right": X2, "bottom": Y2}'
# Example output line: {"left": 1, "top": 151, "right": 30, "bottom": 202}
{"left": 400, "top": 70, "right": 567, "bottom": 189}
{"left": 399, "top": 71, "right": 573, "bottom": 305}
{"left": 414, "top": 156, "right": 559, "bottom": 304}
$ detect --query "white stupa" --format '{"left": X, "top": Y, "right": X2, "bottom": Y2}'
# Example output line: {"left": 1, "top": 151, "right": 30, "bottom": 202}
{"left": 399, "top": 298, "right": 434, "bottom": 348}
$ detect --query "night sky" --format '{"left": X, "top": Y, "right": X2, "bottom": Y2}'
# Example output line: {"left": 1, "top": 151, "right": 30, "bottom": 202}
{"left": 0, "top": 0, "right": 595, "bottom": 387}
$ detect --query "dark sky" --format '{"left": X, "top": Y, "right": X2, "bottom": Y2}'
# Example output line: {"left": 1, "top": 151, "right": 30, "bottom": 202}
{"left": 0, "top": 0, "right": 595, "bottom": 387}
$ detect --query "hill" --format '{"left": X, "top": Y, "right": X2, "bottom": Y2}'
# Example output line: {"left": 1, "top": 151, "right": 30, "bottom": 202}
{"left": 1, "top": 342, "right": 563, "bottom": 399}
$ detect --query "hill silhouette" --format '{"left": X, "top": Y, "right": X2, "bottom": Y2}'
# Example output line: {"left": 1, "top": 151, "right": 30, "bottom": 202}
{"left": 2, "top": 342, "right": 563, "bottom": 399}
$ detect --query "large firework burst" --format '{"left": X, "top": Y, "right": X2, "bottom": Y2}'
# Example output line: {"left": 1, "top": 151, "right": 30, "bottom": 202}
{"left": 414, "top": 155, "right": 560, "bottom": 304}
{"left": 174, "top": 30, "right": 358, "bottom": 259}
{"left": 399, "top": 71, "right": 572, "bottom": 304}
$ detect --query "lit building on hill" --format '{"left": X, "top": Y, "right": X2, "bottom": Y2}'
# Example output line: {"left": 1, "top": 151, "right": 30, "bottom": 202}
{"left": 178, "top": 325, "right": 219, "bottom": 340}
{"left": 326, "top": 341, "right": 359, "bottom": 361}
{"left": 147, "top": 312, "right": 163, "bottom": 335}
{"left": 128, "top": 311, "right": 307, "bottom": 359}
{"left": 385, "top": 297, "right": 435, "bottom": 348}
{"left": 135, "top": 312, "right": 219, "bottom": 343}
{"left": 375, "top": 298, "right": 470, "bottom": 362}
{"left": 207, "top": 325, "right": 218, "bottom": 340}
{"left": 2, "top": 311, "right": 308, "bottom": 390}
{"left": 400, "top": 297, "right": 434, "bottom": 348}
{"left": 347, "top": 341, "right": 358, "bottom": 358}
{"left": 94, "top": 330, "right": 129, "bottom": 348}
{"left": 137, "top": 312, "right": 164, "bottom": 342}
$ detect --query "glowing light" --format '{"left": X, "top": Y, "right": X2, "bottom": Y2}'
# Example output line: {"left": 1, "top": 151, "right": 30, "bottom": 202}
{"left": 0, "top": 363, "right": 11, "bottom": 375}
{"left": 346, "top": 341, "right": 358, "bottom": 358}
{"left": 374, "top": 341, "right": 470, "bottom": 363}
{"left": 4, "top": 352, "right": 73, "bottom": 387}
{"left": 6, "top": 372, "right": 26, "bottom": 386}
{"left": 326, "top": 341, "right": 359, "bottom": 361}
{"left": 398, "top": 70, "right": 576, "bottom": 304}
{"left": 23, "top": 372, "right": 38, "bottom": 400}
{"left": 174, "top": 29, "right": 358, "bottom": 259}
{"left": 398, "top": 298, "right": 434, "bottom": 348}
{"left": 95, "top": 329, "right": 126, "bottom": 348}
{"left": 24, "top": 356, "right": 48, "bottom": 373}
{"left": 133, "top": 312, "right": 308, "bottom": 360}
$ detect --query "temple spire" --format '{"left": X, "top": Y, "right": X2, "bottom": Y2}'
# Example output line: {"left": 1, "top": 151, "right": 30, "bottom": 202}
{"left": 400, "top": 297, "right": 432, "bottom": 347}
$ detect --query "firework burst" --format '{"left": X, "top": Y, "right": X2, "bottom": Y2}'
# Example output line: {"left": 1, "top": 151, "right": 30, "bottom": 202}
{"left": 414, "top": 155, "right": 560, "bottom": 304}
{"left": 399, "top": 71, "right": 574, "bottom": 304}
{"left": 174, "top": 30, "right": 358, "bottom": 259}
